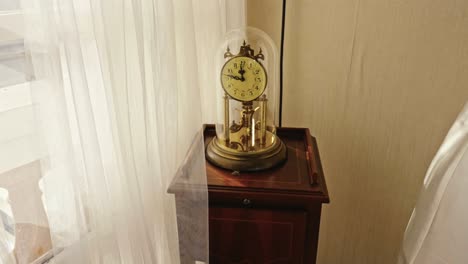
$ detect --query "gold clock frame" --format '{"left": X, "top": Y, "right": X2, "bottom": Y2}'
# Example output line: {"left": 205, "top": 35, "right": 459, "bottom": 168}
{"left": 220, "top": 42, "right": 268, "bottom": 102}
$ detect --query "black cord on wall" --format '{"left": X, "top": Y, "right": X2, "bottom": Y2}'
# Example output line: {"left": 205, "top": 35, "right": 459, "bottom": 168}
{"left": 279, "top": 0, "right": 286, "bottom": 127}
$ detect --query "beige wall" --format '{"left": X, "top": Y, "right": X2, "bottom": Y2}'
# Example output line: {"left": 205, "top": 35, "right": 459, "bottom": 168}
{"left": 246, "top": 0, "right": 282, "bottom": 49}
{"left": 248, "top": 0, "right": 468, "bottom": 263}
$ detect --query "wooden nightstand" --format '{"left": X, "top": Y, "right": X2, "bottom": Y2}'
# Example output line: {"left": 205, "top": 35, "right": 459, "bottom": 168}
{"left": 169, "top": 125, "right": 329, "bottom": 264}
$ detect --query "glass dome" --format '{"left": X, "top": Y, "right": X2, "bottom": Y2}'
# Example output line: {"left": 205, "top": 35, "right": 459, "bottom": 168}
{"left": 206, "top": 27, "right": 286, "bottom": 172}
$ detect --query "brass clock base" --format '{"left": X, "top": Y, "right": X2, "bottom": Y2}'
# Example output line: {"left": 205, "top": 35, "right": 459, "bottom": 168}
{"left": 206, "top": 135, "right": 288, "bottom": 172}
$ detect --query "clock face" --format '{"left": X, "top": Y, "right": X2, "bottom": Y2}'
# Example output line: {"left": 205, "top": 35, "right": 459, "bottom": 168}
{"left": 220, "top": 56, "right": 267, "bottom": 102}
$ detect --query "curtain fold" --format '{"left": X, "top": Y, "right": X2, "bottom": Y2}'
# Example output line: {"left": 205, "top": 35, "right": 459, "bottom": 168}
{"left": 399, "top": 103, "right": 468, "bottom": 264}
{"left": 0, "top": 0, "right": 245, "bottom": 263}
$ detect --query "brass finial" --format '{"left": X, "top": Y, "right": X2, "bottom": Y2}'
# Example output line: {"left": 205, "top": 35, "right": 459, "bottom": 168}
{"left": 254, "top": 47, "right": 264, "bottom": 61}
{"left": 224, "top": 45, "right": 234, "bottom": 58}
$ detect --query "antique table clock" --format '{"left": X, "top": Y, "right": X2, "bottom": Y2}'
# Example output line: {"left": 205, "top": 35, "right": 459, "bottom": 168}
{"left": 171, "top": 29, "right": 329, "bottom": 264}
{"left": 206, "top": 28, "right": 287, "bottom": 171}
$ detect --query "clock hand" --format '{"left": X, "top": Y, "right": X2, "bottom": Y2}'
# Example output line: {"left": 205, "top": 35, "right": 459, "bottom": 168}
{"left": 238, "top": 69, "right": 245, "bottom": 82}
{"left": 238, "top": 62, "right": 246, "bottom": 82}
{"left": 224, "top": 74, "right": 243, "bottom": 81}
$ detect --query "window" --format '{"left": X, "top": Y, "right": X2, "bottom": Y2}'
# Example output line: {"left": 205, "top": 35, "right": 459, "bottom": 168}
{"left": 0, "top": 6, "right": 32, "bottom": 88}
{"left": 1, "top": 3, "right": 52, "bottom": 264}
{"left": 0, "top": 4, "right": 36, "bottom": 172}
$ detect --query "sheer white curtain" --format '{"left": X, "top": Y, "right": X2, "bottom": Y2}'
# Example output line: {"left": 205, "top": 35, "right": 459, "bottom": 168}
{"left": 0, "top": 0, "right": 245, "bottom": 263}
{"left": 399, "top": 103, "right": 468, "bottom": 264}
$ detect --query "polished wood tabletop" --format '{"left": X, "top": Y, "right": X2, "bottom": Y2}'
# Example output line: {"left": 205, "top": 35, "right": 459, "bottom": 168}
{"left": 204, "top": 125, "right": 329, "bottom": 203}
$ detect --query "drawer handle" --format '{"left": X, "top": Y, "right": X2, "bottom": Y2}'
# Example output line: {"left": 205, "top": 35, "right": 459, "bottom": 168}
{"left": 242, "top": 198, "right": 251, "bottom": 205}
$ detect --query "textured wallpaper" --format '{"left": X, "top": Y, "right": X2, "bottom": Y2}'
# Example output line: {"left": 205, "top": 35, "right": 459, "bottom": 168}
{"left": 248, "top": 0, "right": 468, "bottom": 263}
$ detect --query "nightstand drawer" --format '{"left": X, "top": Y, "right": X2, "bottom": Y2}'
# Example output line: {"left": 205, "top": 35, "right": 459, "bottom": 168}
{"left": 209, "top": 207, "right": 307, "bottom": 264}
{"left": 209, "top": 189, "right": 324, "bottom": 210}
